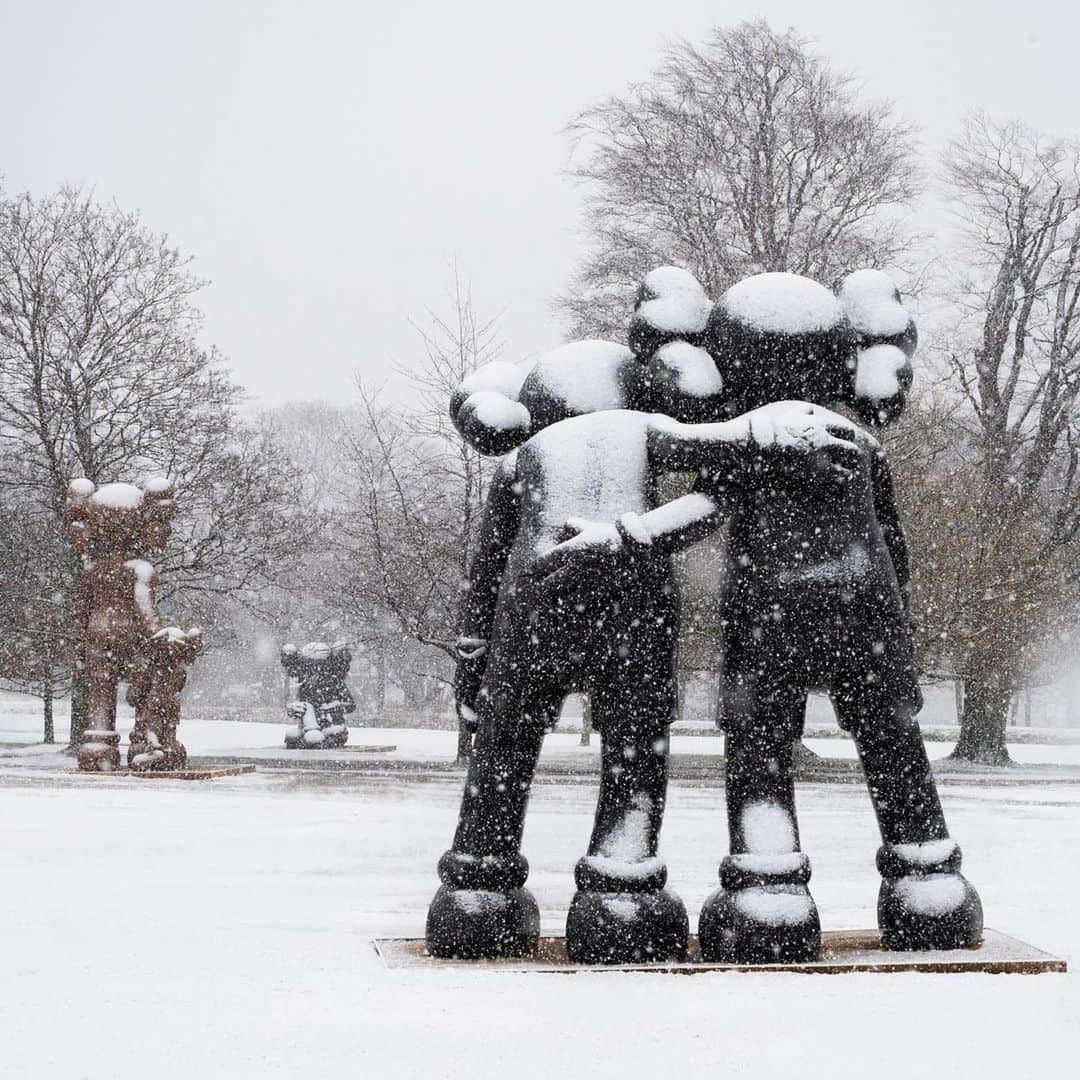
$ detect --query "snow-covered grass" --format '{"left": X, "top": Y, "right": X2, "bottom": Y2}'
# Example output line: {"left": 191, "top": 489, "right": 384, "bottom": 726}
{"left": 2, "top": 755, "right": 1078, "bottom": 1077}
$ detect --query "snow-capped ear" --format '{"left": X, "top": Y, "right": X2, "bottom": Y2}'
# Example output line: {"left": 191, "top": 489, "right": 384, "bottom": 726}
{"left": 629, "top": 266, "right": 712, "bottom": 360}
{"left": 449, "top": 360, "right": 532, "bottom": 456}
{"left": 66, "top": 478, "right": 96, "bottom": 553}
{"left": 837, "top": 269, "right": 917, "bottom": 356}
{"left": 837, "top": 270, "right": 916, "bottom": 425}
{"left": 850, "top": 344, "right": 912, "bottom": 425}
{"left": 644, "top": 341, "right": 727, "bottom": 423}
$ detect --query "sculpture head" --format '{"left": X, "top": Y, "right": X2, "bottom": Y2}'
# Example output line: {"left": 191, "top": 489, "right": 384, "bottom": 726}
{"left": 67, "top": 477, "right": 177, "bottom": 558}
{"left": 705, "top": 270, "right": 914, "bottom": 426}
{"left": 281, "top": 641, "right": 353, "bottom": 699}
{"left": 449, "top": 340, "right": 645, "bottom": 456}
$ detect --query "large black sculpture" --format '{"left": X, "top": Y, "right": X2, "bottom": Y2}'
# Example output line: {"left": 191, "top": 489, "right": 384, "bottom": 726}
{"left": 540, "top": 269, "right": 983, "bottom": 963}
{"left": 427, "top": 267, "right": 983, "bottom": 965}
{"left": 426, "top": 270, "right": 867, "bottom": 963}
{"left": 280, "top": 641, "right": 355, "bottom": 749}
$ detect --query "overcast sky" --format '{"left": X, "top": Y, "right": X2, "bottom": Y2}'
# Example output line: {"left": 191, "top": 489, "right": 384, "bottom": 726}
{"left": 3, "top": 0, "right": 1080, "bottom": 408}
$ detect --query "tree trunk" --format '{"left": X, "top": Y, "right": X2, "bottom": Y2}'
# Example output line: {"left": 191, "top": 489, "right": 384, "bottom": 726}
{"left": 580, "top": 695, "right": 593, "bottom": 747}
{"left": 42, "top": 673, "right": 55, "bottom": 745}
{"left": 66, "top": 670, "right": 89, "bottom": 755}
{"left": 951, "top": 661, "right": 1013, "bottom": 765}
{"left": 374, "top": 643, "right": 387, "bottom": 712}
{"left": 455, "top": 720, "right": 472, "bottom": 765}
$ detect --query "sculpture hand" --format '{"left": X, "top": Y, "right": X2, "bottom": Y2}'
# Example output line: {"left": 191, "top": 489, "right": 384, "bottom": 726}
{"left": 454, "top": 637, "right": 488, "bottom": 732}
{"left": 530, "top": 517, "right": 624, "bottom": 582}
{"left": 743, "top": 401, "right": 865, "bottom": 477}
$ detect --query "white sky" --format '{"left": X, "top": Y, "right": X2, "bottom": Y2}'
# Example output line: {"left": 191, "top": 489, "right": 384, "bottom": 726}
{"left": 3, "top": 0, "right": 1080, "bottom": 407}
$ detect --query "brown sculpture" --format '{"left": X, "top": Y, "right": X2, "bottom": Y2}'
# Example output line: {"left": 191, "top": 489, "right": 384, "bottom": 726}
{"left": 67, "top": 477, "right": 203, "bottom": 772}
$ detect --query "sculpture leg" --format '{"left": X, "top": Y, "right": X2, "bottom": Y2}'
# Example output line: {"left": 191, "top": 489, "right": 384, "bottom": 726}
{"left": 838, "top": 696, "right": 983, "bottom": 951}
{"left": 566, "top": 681, "right": 688, "bottom": 964}
{"left": 79, "top": 650, "right": 122, "bottom": 772}
{"left": 699, "top": 688, "right": 821, "bottom": 963}
{"left": 425, "top": 701, "right": 549, "bottom": 959}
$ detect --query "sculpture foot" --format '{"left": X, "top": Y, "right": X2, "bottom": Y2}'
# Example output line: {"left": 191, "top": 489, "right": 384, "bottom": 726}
{"left": 877, "top": 840, "right": 983, "bottom": 951}
{"left": 425, "top": 885, "right": 540, "bottom": 959}
{"left": 322, "top": 724, "right": 348, "bottom": 749}
{"left": 78, "top": 731, "right": 121, "bottom": 773}
{"left": 566, "top": 888, "right": 688, "bottom": 964}
{"left": 699, "top": 853, "right": 821, "bottom": 963}
{"left": 284, "top": 727, "right": 302, "bottom": 749}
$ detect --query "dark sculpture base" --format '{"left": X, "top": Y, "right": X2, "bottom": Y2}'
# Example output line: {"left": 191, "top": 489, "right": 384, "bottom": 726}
{"left": 878, "top": 874, "right": 984, "bottom": 951}
{"left": 566, "top": 889, "right": 689, "bottom": 965}
{"left": 698, "top": 884, "right": 822, "bottom": 964}
{"left": 425, "top": 885, "right": 540, "bottom": 959}
{"left": 380, "top": 929, "right": 1065, "bottom": 974}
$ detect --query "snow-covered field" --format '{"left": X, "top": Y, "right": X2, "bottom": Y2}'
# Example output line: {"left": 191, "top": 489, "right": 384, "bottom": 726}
{"left": 2, "top": 731, "right": 1078, "bottom": 1077}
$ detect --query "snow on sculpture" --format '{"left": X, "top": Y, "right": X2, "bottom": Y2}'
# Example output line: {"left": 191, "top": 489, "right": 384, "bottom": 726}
{"left": 539, "top": 269, "right": 982, "bottom": 963}
{"left": 280, "top": 641, "right": 355, "bottom": 749}
{"left": 67, "top": 478, "right": 203, "bottom": 772}
{"left": 426, "top": 270, "right": 861, "bottom": 963}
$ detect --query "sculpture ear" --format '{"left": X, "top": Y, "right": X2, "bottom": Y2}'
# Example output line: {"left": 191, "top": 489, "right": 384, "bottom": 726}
{"left": 644, "top": 341, "right": 727, "bottom": 423}
{"left": 450, "top": 361, "right": 532, "bottom": 456}
{"left": 629, "top": 266, "right": 712, "bottom": 360}
{"left": 67, "top": 478, "right": 95, "bottom": 552}
{"left": 836, "top": 270, "right": 916, "bottom": 425}
{"left": 850, "top": 344, "right": 912, "bottom": 425}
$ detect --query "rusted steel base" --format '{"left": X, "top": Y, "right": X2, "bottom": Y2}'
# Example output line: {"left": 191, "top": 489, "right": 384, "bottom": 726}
{"left": 373, "top": 928, "right": 1065, "bottom": 975}
{"left": 67, "top": 764, "right": 256, "bottom": 781}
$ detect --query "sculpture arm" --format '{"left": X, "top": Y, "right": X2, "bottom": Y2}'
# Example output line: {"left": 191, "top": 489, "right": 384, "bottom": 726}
{"left": 454, "top": 454, "right": 521, "bottom": 727}
{"left": 870, "top": 448, "right": 911, "bottom": 607}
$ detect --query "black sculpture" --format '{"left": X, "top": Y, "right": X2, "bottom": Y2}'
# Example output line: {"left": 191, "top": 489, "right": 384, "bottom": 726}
{"left": 280, "top": 641, "right": 355, "bottom": 749}
{"left": 426, "top": 270, "right": 863, "bottom": 963}
{"left": 541, "top": 270, "right": 983, "bottom": 963}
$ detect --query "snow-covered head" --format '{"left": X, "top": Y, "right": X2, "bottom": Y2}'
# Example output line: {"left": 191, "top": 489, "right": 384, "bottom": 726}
{"left": 281, "top": 641, "right": 353, "bottom": 691}
{"left": 706, "top": 270, "right": 913, "bottom": 425}
{"left": 67, "top": 477, "right": 177, "bottom": 556}
{"left": 449, "top": 340, "right": 643, "bottom": 456}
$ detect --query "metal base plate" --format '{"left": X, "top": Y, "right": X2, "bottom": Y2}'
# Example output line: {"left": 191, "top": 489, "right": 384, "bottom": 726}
{"left": 67, "top": 764, "right": 257, "bottom": 781}
{"left": 373, "top": 929, "right": 1066, "bottom": 975}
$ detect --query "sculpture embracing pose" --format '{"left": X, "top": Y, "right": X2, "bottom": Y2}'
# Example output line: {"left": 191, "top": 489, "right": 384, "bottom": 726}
{"left": 426, "top": 271, "right": 864, "bottom": 963}
{"left": 427, "top": 266, "right": 983, "bottom": 965}
{"left": 67, "top": 478, "right": 203, "bottom": 773}
{"left": 280, "top": 641, "right": 355, "bottom": 749}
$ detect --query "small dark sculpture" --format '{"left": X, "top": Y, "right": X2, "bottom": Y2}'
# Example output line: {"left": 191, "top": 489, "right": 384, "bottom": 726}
{"left": 426, "top": 279, "right": 858, "bottom": 963}
{"left": 544, "top": 270, "right": 983, "bottom": 963}
{"left": 280, "top": 642, "right": 355, "bottom": 749}
{"left": 68, "top": 478, "right": 203, "bottom": 772}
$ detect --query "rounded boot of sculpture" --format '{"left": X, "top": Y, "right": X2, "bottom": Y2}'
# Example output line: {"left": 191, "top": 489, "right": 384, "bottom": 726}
{"left": 425, "top": 850, "right": 540, "bottom": 959}
{"left": 876, "top": 841, "right": 983, "bottom": 951}
{"left": 566, "top": 888, "right": 688, "bottom": 964}
{"left": 77, "top": 730, "right": 121, "bottom": 773}
{"left": 698, "top": 854, "right": 821, "bottom": 964}
{"left": 426, "top": 886, "right": 540, "bottom": 959}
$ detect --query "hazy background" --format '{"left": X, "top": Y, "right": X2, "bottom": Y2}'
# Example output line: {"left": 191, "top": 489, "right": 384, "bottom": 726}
{"left": 3, "top": 0, "right": 1079, "bottom": 405}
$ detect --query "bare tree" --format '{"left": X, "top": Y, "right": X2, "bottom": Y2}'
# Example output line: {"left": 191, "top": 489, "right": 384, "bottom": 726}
{"left": 562, "top": 19, "right": 921, "bottom": 337}
{"left": 923, "top": 114, "right": 1080, "bottom": 763}
{"left": 0, "top": 186, "right": 314, "bottom": 747}
{"left": 333, "top": 274, "right": 502, "bottom": 761}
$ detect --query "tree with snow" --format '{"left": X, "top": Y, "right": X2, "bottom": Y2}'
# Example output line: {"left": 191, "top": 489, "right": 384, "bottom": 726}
{"left": 561, "top": 19, "right": 920, "bottom": 339}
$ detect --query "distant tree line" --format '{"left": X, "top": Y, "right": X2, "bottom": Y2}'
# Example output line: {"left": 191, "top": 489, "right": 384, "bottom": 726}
{"left": 2, "top": 20, "right": 1078, "bottom": 770}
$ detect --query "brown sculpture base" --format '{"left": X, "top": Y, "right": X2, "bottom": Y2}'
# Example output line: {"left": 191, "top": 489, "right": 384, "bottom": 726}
{"left": 67, "top": 764, "right": 256, "bottom": 781}
{"left": 373, "top": 928, "right": 1065, "bottom": 975}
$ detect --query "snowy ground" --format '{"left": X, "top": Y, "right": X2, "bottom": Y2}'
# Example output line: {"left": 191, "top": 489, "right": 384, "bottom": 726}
{"left": 2, "top": 724, "right": 1078, "bottom": 1077}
